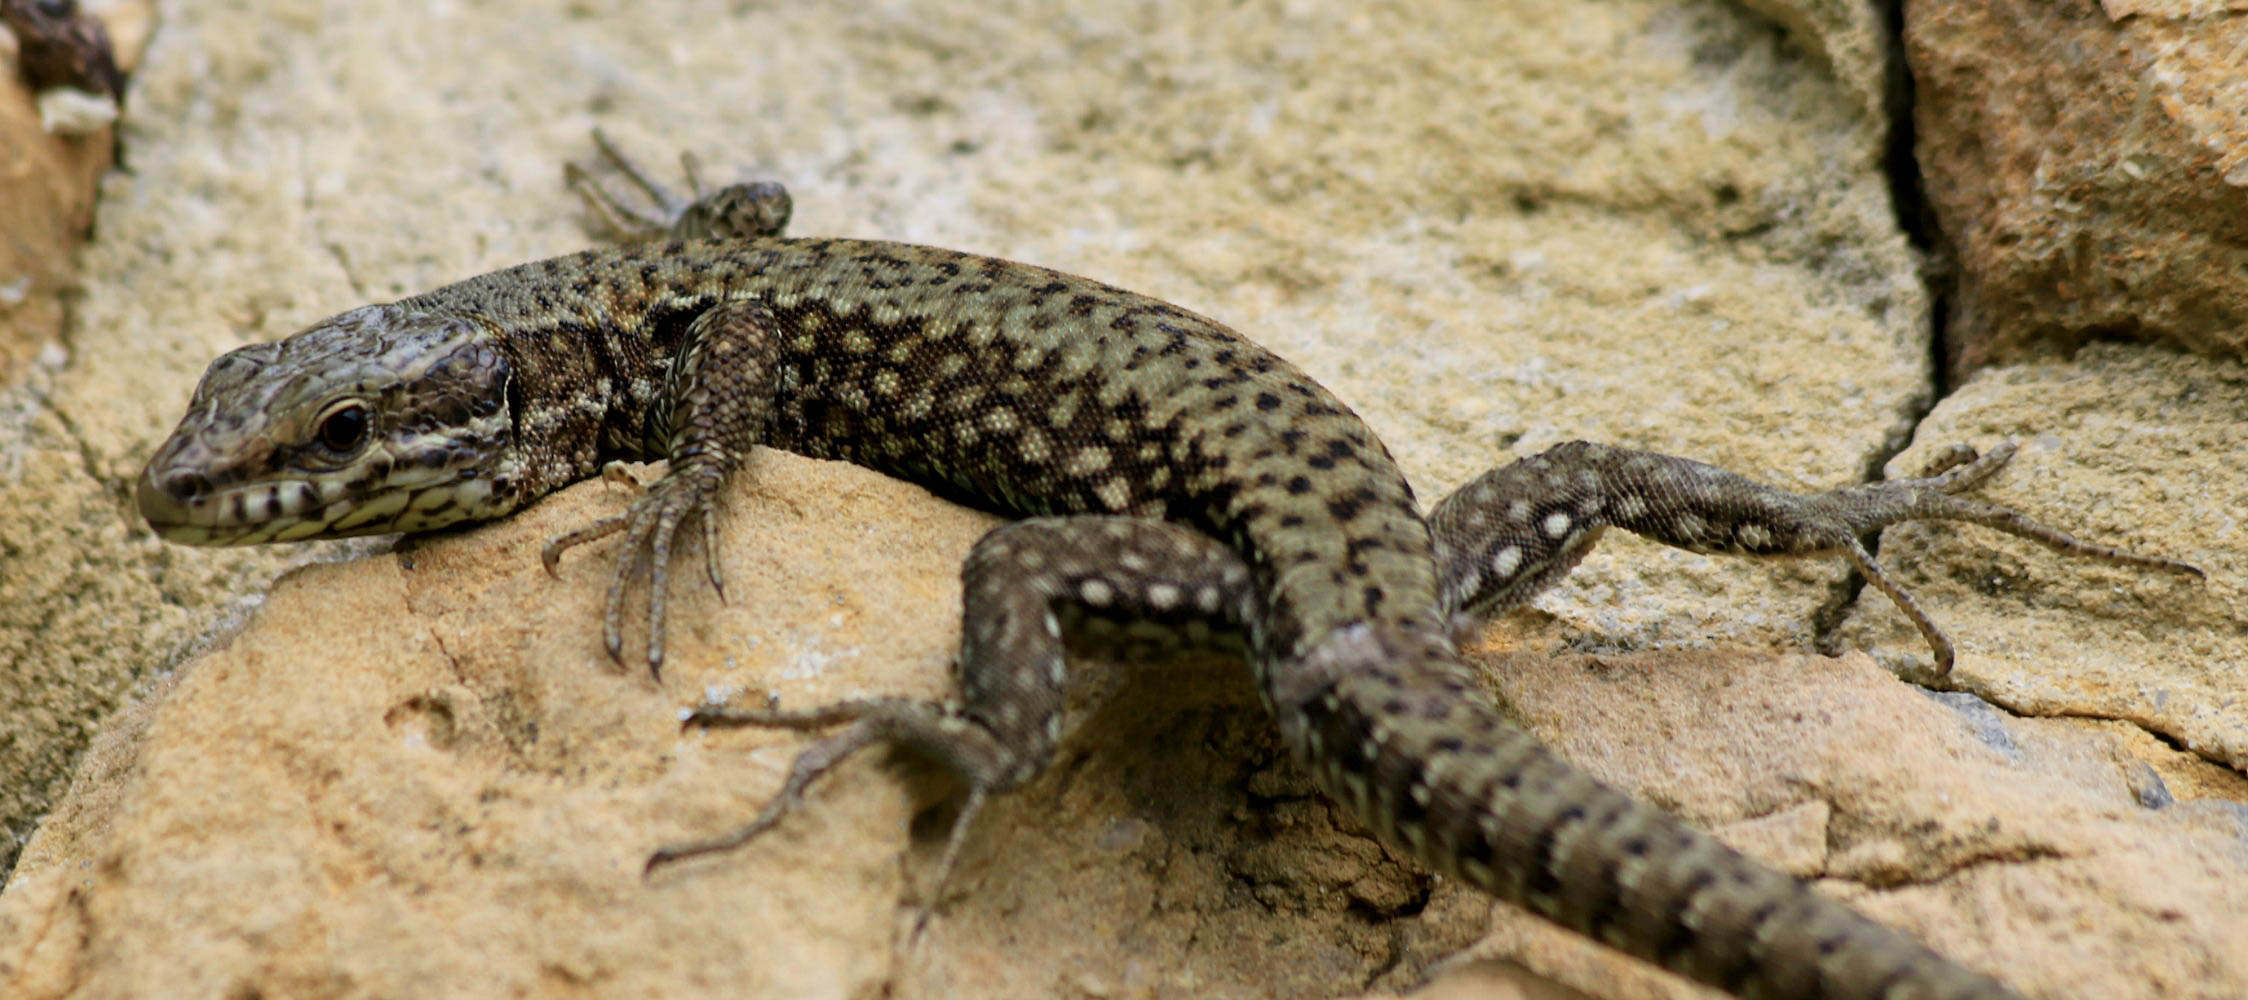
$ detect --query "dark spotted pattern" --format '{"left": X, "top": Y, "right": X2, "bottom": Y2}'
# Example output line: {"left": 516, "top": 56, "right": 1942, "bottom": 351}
{"left": 141, "top": 170, "right": 2202, "bottom": 1000}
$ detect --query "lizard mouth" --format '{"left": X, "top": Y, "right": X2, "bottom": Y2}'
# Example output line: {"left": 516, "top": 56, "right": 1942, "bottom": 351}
{"left": 138, "top": 459, "right": 510, "bottom": 545}
{"left": 136, "top": 466, "right": 335, "bottom": 545}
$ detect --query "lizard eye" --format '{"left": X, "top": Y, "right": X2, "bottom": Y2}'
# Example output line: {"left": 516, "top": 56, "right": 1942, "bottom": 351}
{"left": 315, "top": 402, "right": 371, "bottom": 455}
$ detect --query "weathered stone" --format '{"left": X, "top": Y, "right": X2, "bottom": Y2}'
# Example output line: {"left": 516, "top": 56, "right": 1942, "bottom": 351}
{"left": 3, "top": 1, "right": 2240, "bottom": 997}
{"left": 1908, "top": 0, "right": 2248, "bottom": 372}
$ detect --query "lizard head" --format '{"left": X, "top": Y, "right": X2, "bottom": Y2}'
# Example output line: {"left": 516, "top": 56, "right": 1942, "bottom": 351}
{"left": 138, "top": 305, "right": 518, "bottom": 544}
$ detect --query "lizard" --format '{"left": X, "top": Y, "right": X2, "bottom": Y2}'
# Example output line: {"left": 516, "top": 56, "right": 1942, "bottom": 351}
{"left": 136, "top": 134, "right": 2203, "bottom": 1000}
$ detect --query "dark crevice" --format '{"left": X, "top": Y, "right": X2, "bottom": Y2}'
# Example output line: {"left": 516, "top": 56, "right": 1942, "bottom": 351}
{"left": 1874, "top": 0, "right": 1951, "bottom": 401}
{"left": 2133, "top": 721, "right": 2194, "bottom": 756}
{"left": 1813, "top": 2, "right": 1956, "bottom": 660}
{"left": 2021, "top": 704, "right": 2201, "bottom": 760}
{"left": 1876, "top": 0, "right": 1940, "bottom": 254}
{"left": 1826, "top": 841, "right": 2070, "bottom": 892}
{"left": 1936, "top": 673, "right": 2227, "bottom": 773}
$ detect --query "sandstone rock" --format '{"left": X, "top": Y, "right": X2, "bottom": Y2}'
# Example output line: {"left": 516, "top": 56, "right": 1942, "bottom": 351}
{"left": 2, "top": 0, "right": 1936, "bottom": 886}
{"left": 1908, "top": 0, "right": 2248, "bottom": 372}
{"left": 1833, "top": 344, "right": 2247, "bottom": 772}
{"left": 0, "top": 0, "right": 152, "bottom": 872}
{"left": 4, "top": 0, "right": 2242, "bottom": 997}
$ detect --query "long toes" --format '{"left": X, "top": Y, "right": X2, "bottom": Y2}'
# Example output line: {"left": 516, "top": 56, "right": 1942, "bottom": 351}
{"left": 602, "top": 521, "right": 646, "bottom": 666}
{"left": 702, "top": 512, "right": 726, "bottom": 602}
{"left": 644, "top": 501, "right": 698, "bottom": 678}
{"left": 908, "top": 787, "right": 990, "bottom": 944}
{"left": 1911, "top": 443, "right": 1980, "bottom": 479}
{"left": 649, "top": 719, "right": 883, "bottom": 875}
{"left": 543, "top": 515, "right": 628, "bottom": 576}
{"left": 686, "top": 702, "right": 871, "bottom": 731}
{"left": 603, "top": 603, "right": 627, "bottom": 665}
{"left": 1927, "top": 440, "right": 2015, "bottom": 492}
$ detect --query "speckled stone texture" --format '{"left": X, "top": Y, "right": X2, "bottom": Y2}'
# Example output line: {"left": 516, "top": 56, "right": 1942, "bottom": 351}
{"left": 2, "top": 1, "right": 2241, "bottom": 997}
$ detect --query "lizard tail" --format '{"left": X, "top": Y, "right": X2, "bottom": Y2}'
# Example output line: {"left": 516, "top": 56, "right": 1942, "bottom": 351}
{"left": 1274, "top": 624, "right": 2023, "bottom": 1000}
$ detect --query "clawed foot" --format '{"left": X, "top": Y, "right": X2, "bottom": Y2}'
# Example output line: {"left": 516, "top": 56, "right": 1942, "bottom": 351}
{"left": 652, "top": 696, "right": 1010, "bottom": 944}
{"left": 645, "top": 701, "right": 884, "bottom": 873}
{"left": 568, "top": 128, "right": 793, "bottom": 242}
{"left": 1833, "top": 441, "right": 2203, "bottom": 675}
{"left": 541, "top": 463, "right": 728, "bottom": 678}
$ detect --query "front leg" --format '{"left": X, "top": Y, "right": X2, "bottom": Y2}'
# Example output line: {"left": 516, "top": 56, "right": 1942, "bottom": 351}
{"left": 1429, "top": 440, "right": 2202, "bottom": 672}
{"left": 541, "top": 135, "right": 805, "bottom": 675}
{"left": 543, "top": 299, "right": 786, "bottom": 675}
{"left": 567, "top": 128, "right": 794, "bottom": 242}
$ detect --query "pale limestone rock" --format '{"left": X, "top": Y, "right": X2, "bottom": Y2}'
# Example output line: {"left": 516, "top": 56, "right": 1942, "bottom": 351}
{"left": 1, "top": 453, "right": 1488, "bottom": 999}
{"left": 1833, "top": 344, "right": 2246, "bottom": 769}
{"left": 3, "top": 0, "right": 2243, "bottom": 997}
{"left": 1466, "top": 644, "right": 2248, "bottom": 999}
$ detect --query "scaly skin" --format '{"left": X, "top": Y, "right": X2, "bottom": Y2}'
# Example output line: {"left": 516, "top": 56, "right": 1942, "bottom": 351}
{"left": 139, "top": 154, "right": 2201, "bottom": 999}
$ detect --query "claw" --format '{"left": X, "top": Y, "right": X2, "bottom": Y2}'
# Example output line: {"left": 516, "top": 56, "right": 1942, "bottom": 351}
{"left": 646, "top": 714, "right": 883, "bottom": 877}
{"left": 543, "top": 514, "right": 626, "bottom": 578}
{"left": 570, "top": 128, "right": 693, "bottom": 240}
{"left": 572, "top": 129, "right": 794, "bottom": 243}
{"left": 702, "top": 511, "right": 727, "bottom": 604}
{"left": 538, "top": 462, "right": 732, "bottom": 678}
{"left": 1909, "top": 442, "right": 1983, "bottom": 480}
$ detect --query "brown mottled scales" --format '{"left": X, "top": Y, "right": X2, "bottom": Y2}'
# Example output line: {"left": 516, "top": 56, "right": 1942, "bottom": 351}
{"left": 139, "top": 141, "right": 2202, "bottom": 1000}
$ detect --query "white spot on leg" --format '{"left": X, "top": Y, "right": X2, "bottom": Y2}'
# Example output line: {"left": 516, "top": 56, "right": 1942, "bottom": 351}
{"left": 1079, "top": 579, "right": 1115, "bottom": 607}
{"left": 1490, "top": 545, "right": 1523, "bottom": 579}
{"left": 1542, "top": 511, "right": 1573, "bottom": 539}
{"left": 1066, "top": 447, "right": 1113, "bottom": 476}
{"left": 1095, "top": 477, "right": 1131, "bottom": 510}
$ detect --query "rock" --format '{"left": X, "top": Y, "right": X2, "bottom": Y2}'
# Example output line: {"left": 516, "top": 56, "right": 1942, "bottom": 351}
{"left": 0, "top": 453, "right": 1492, "bottom": 999}
{"left": 1907, "top": 0, "right": 2248, "bottom": 372}
{"left": 1833, "top": 344, "right": 2246, "bottom": 771}
{"left": 13, "top": 451, "right": 2243, "bottom": 1000}
{"left": 1468, "top": 642, "right": 2248, "bottom": 1000}
{"left": 0, "top": 0, "right": 150, "bottom": 874}
{"left": 4, "top": 0, "right": 2242, "bottom": 997}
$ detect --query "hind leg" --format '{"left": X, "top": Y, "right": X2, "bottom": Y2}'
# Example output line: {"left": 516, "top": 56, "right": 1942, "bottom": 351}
{"left": 656, "top": 516, "right": 1259, "bottom": 930}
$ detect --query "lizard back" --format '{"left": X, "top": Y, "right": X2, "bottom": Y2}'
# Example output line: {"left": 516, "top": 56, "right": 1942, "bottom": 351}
{"left": 405, "top": 236, "right": 1452, "bottom": 666}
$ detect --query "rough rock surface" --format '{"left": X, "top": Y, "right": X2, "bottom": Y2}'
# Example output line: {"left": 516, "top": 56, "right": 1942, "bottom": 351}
{"left": 3, "top": 0, "right": 2243, "bottom": 998}
{"left": 1908, "top": 0, "right": 2248, "bottom": 372}
{"left": 0, "top": 0, "right": 149, "bottom": 872}
{"left": 0, "top": 0, "right": 130, "bottom": 380}
{"left": 1832, "top": 344, "right": 2247, "bottom": 771}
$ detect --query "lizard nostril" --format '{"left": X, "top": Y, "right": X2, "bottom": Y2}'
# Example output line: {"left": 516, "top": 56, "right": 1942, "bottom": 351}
{"left": 164, "top": 471, "right": 214, "bottom": 504}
